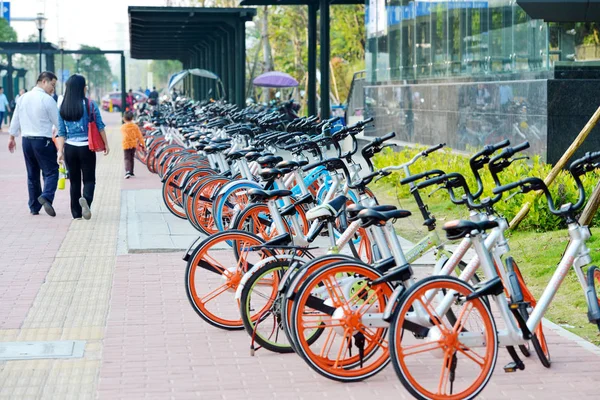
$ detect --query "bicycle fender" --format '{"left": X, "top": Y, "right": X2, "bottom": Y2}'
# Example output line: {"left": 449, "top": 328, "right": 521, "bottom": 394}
{"left": 182, "top": 236, "right": 208, "bottom": 262}
{"left": 234, "top": 254, "right": 297, "bottom": 300}
{"left": 215, "top": 179, "right": 262, "bottom": 198}
{"left": 382, "top": 285, "right": 407, "bottom": 322}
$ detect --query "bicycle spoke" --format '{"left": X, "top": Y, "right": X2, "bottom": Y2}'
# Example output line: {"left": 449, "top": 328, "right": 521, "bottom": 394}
{"left": 452, "top": 302, "right": 474, "bottom": 335}
{"left": 333, "top": 328, "right": 352, "bottom": 369}
{"left": 200, "top": 283, "right": 230, "bottom": 304}
{"left": 319, "top": 327, "right": 336, "bottom": 358}
{"left": 437, "top": 350, "right": 452, "bottom": 396}
{"left": 322, "top": 276, "right": 348, "bottom": 311}
{"left": 456, "top": 345, "right": 486, "bottom": 368}
{"left": 399, "top": 340, "right": 443, "bottom": 357}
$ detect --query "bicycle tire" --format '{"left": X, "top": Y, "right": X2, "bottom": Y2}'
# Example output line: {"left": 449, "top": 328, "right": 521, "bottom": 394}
{"left": 506, "top": 257, "right": 550, "bottom": 367}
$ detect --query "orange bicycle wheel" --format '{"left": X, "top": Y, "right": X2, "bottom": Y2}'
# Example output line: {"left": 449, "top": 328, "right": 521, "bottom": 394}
{"left": 281, "top": 254, "right": 357, "bottom": 351}
{"left": 191, "top": 176, "right": 230, "bottom": 235}
{"left": 290, "top": 260, "right": 393, "bottom": 382}
{"left": 389, "top": 276, "right": 498, "bottom": 400}
{"left": 184, "top": 230, "right": 271, "bottom": 330}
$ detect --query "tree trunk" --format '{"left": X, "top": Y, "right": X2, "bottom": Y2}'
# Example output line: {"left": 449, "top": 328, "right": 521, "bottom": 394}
{"left": 580, "top": 181, "right": 600, "bottom": 226}
{"left": 261, "top": 7, "right": 274, "bottom": 73}
{"left": 510, "top": 105, "right": 600, "bottom": 229}
{"left": 330, "top": 62, "right": 340, "bottom": 105}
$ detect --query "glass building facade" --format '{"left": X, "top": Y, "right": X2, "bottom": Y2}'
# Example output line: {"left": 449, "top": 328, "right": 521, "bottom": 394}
{"left": 361, "top": 0, "right": 590, "bottom": 160}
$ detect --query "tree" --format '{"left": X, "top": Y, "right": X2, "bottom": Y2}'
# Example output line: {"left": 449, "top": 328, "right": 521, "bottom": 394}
{"left": 0, "top": 18, "right": 17, "bottom": 42}
{"left": 78, "top": 45, "right": 113, "bottom": 99}
{"left": 149, "top": 59, "right": 183, "bottom": 90}
{"left": 245, "top": 4, "right": 365, "bottom": 107}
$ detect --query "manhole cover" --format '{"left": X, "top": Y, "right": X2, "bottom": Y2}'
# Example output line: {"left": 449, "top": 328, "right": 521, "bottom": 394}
{"left": 0, "top": 341, "right": 85, "bottom": 360}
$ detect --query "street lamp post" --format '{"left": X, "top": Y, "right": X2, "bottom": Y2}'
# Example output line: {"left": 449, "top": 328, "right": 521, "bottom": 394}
{"left": 92, "top": 65, "right": 100, "bottom": 101}
{"left": 73, "top": 53, "right": 81, "bottom": 74}
{"left": 34, "top": 13, "right": 47, "bottom": 75}
{"left": 58, "top": 37, "right": 66, "bottom": 94}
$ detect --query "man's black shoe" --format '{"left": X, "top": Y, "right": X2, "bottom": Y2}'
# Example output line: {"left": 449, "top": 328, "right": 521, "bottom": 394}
{"left": 37, "top": 196, "right": 56, "bottom": 217}
{"left": 31, "top": 211, "right": 39, "bottom": 215}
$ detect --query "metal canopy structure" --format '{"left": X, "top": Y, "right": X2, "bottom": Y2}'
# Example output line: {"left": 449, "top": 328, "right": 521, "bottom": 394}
{"left": 517, "top": 0, "right": 600, "bottom": 22}
{"left": 0, "top": 43, "right": 126, "bottom": 111}
{"left": 239, "top": 0, "right": 361, "bottom": 119}
{"left": 128, "top": 6, "right": 256, "bottom": 107}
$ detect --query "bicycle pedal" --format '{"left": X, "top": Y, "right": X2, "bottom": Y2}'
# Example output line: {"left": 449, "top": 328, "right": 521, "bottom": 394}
{"left": 503, "top": 362, "right": 520, "bottom": 373}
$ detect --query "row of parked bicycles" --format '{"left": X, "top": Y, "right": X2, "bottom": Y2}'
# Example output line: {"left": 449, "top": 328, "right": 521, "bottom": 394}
{"left": 136, "top": 99, "right": 600, "bottom": 399}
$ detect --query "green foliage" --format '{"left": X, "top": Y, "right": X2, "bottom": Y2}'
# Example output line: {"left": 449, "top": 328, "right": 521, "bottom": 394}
{"left": 150, "top": 60, "right": 183, "bottom": 90}
{"left": 247, "top": 5, "right": 365, "bottom": 106}
{"left": 0, "top": 18, "right": 16, "bottom": 42}
{"left": 78, "top": 46, "right": 112, "bottom": 88}
{"left": 373, "top": 147, "right": 600, "bottom": 232}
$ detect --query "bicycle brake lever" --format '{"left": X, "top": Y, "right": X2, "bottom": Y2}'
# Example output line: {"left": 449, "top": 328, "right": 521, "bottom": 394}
{"left": 504, "top": 190, "right": 523, "bottom": 202}
{"left": 510, "top": 156, "right": 529, "bottom": 163}
{"left": 428, "top": 186, "right": 445, "bottom": 198}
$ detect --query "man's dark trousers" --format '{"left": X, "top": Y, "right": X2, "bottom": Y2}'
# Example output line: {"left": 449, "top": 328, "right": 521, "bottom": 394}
{"left": 22, "top": 137, "right": 58, "bottom": 213}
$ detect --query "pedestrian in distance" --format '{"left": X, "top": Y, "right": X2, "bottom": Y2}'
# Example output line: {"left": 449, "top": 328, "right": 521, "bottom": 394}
{"left": 0, "top": 86, "right": 12, "bottom": 131}
{"left": 121, "top": 111, "right": 145, "bottom": 179}
{"left": 125, "top": 89, "right": 136, "bottom": 111}
{"left": 7, "top": 72, "right": 59, "bottom": 216}
{"left": 55, "top": 74, "right": 109, "bottom": 220}
{"left": 148, "top": 87, "right": 159, "bottom": 106}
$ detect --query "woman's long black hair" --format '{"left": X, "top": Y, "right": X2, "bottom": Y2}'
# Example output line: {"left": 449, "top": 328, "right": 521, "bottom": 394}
{"left": 59, "top": 74, "right": 86, "bottom": 121}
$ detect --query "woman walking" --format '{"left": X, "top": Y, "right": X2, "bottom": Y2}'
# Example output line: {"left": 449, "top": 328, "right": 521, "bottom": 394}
{"left": 55, "top": 74, "right": 109, "bottom": 220}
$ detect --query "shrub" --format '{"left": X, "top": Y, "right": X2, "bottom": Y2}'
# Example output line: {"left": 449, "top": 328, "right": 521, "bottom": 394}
{"left": 373, "top": 147, "right": 600, "bottom": 231}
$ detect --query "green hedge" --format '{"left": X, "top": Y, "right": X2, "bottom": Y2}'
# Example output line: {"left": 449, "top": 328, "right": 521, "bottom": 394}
{"left": 373, "top": 147, "right": 600, "bottom": 232}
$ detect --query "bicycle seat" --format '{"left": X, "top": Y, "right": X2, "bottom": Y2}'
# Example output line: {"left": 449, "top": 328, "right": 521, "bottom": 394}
{"left": 442, "top": 219, "right": 499, "bottom": 240}
{"left": 259, "top": 168, "right": 292, "bottom": 181}
{"left": 358, "top": 209, "right": 412, "bottom": 227}
{"left": 257, "top": 155, "right": 284, "bottom": 167}
{"left": 225, "top": 151, "right": 248, "bottom": 160}
{"left": 276, "top": 160, "right": 300, "bottom": 170}
{"left": 248, "top": 188, "right": 293, "bottom": 202}
{"left": 297, "top": 160, "right": 309, "bottom": 167}
{"left": 202, "top": 146, "right": 220, "bottom": 154}
{"left": 245, "top": 151, "right": 262, "bottom": 162}
{"left": 212, "top": 137, "right": 232, "bottom": 144}
{"left": 306, "top": 195, "right": 347, "bottom": 221}
{"left": 347, "top": 204, "right": 396, "bottom": 221}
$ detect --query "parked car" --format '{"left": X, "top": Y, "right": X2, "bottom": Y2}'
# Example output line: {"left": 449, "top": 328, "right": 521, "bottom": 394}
{"left": 101, "top": 91, "right": 147, "bottom": 112}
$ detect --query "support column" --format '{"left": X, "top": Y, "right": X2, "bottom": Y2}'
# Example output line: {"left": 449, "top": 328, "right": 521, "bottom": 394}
{"left": 220, "top": 34, "right": 227, "bottom": 100}
{"left": 120, "top": 54, "right": 126, "bottom": 117}
{"left": 227, "top": 29, "right": 236, "bottom": 103}
{"left": 6, "top": 54, "right": 13, "bottom": 103}
{"left": 308, "top": 3, "right": 318, "bottom": 117}
{"left": 235, "top": 21, "right": 246, "bottom": 107}
{"left": 319, "top": 0, "right": 330, "bottom": 120}
{"left": 46, "top": 53, "right": 55, "bottom": 74}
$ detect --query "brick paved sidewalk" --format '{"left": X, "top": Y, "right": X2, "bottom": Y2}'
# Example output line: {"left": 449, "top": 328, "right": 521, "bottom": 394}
{"left": 1, "top": 114, "right": 600, "bottom": 399}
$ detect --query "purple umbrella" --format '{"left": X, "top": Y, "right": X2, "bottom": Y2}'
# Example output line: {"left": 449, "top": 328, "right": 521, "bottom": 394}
{"left": 253, "top": 71, "right": 299, "bottom": 88}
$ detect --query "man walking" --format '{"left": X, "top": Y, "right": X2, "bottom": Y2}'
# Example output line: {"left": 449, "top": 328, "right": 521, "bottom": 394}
{"left": 0, "top": 87, "right": 11, "bottom": 131}
{"left": 7, "top": 72, "right": 59, "bottom": 216}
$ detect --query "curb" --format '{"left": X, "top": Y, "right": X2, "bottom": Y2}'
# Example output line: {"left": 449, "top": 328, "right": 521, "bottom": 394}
{"left": 543, "top": 318, "right": 600, "bottom": 356}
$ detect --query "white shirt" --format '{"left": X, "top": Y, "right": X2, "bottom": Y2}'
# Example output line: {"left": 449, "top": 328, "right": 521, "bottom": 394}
{"left": 9, "top": 87, "right": 59, "bottom": 138}
{"left": 0, "top": 93, "right": 9, "bottom": 112}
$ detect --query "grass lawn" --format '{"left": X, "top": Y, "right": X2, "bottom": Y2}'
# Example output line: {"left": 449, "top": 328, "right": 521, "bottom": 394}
{"left": 373, "top": 183, "right": 600, "bottom": 345}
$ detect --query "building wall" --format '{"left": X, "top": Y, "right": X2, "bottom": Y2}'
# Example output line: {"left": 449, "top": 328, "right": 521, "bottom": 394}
{"left": 361, "top": 0, "right": 589, "bottom": 162}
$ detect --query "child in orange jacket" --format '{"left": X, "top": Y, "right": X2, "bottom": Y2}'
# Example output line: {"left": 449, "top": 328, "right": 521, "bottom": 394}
{"left": 121, "top": 111, "right": 145, "bottom": 179}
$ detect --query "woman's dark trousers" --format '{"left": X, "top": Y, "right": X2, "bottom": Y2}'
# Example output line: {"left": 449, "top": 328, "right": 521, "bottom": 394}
{"left": 64, "top": 144, "right": 96, "bottom": 219}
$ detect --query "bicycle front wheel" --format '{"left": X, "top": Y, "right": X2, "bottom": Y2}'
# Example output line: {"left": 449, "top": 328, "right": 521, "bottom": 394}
{"left": 389, "top": 276, "right": 498, "bottom": 400}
